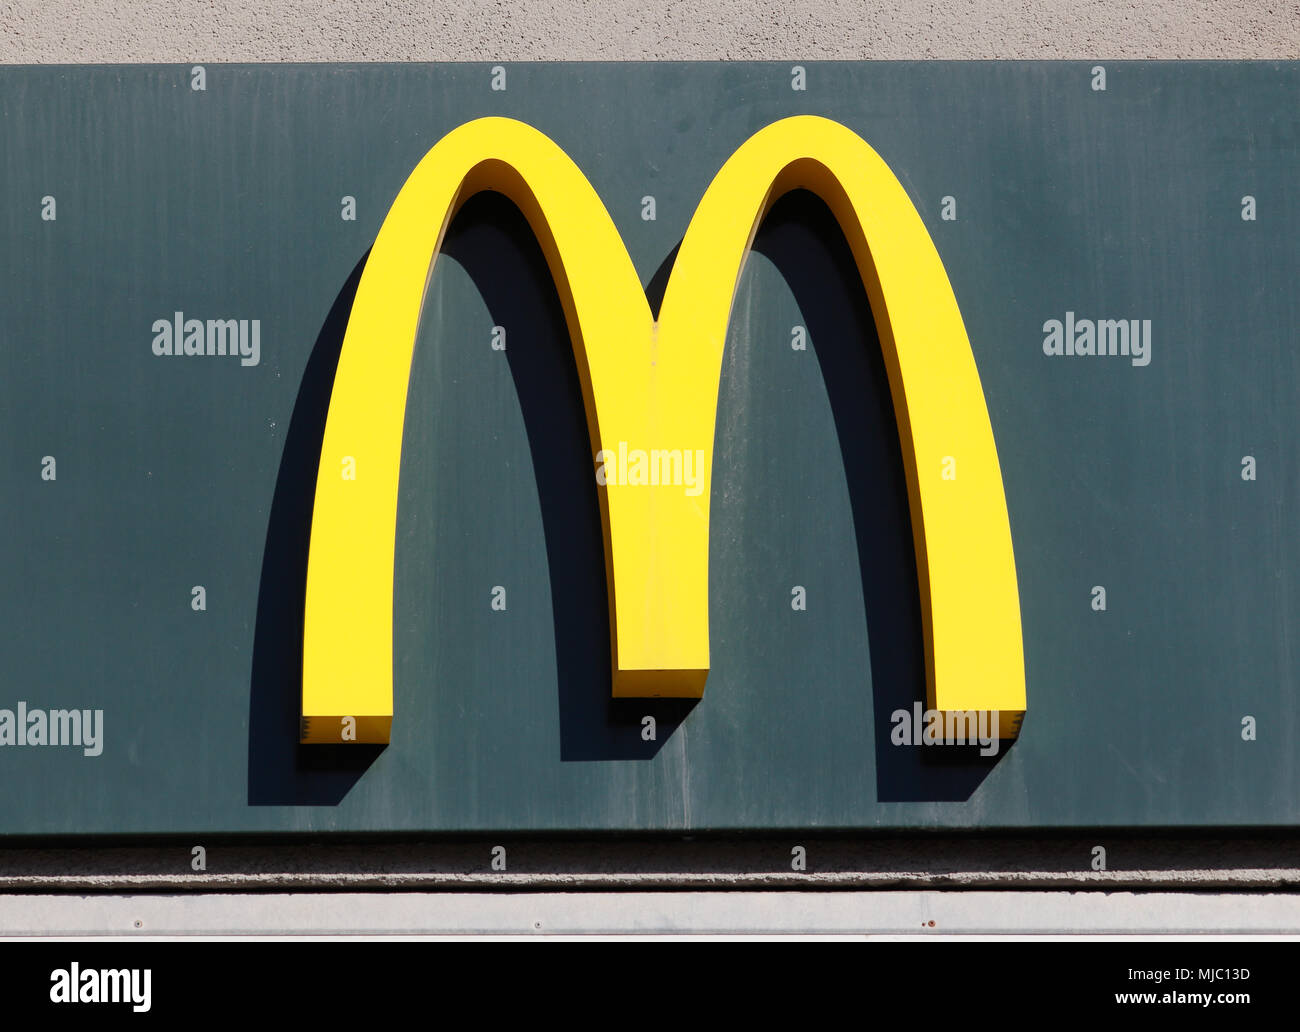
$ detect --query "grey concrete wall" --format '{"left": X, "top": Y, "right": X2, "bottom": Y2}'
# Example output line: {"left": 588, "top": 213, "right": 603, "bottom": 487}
{"left": 1, "top": 0, "right": 1297, "bottom": 62}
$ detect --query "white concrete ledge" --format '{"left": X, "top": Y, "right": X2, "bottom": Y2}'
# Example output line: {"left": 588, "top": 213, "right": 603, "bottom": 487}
{"left": 4, "top": 891, "right": 1300, "bottom": 936}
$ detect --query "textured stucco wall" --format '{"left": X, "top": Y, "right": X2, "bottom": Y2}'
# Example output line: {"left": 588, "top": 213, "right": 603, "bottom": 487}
{"left": 0, "top": 0, "right": 1297, "bottom": 62}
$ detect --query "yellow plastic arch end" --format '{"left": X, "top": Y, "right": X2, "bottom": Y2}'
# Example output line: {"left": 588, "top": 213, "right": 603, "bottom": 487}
{"left": 300, "top": 115, "right": 1025, "bottom": 745}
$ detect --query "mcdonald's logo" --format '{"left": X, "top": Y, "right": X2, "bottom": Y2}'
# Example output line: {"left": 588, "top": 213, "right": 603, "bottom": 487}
{"left": 299, "top": 115, "right": 1026, "bottom": 745}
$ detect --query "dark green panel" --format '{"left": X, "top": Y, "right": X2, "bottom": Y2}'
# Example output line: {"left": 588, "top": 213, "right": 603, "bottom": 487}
{"left": 0, "top": 62, "right": 1296, "bottom": 833}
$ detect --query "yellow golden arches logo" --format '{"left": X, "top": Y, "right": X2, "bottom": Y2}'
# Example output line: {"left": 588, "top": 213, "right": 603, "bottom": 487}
{"left": 300, "top": 115, "right": 1025, "bottom": 745}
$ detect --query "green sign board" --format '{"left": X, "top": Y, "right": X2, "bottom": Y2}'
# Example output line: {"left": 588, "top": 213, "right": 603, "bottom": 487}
{"left": 1, "top": 62, "right": 1297, "bottom": 833}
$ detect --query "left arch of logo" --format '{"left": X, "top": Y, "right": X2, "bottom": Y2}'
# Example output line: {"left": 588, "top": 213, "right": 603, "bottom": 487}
{"left": 300, "top": 115, "right": 1025, "bottom": 745}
